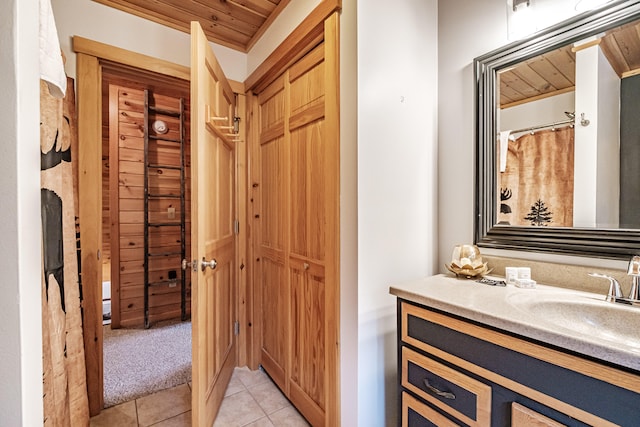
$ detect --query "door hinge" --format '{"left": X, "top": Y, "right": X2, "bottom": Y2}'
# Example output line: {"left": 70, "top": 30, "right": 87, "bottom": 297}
{"left": 234, "top": 321, "right": 240, "bottom": 336}
{"left": 234, "top": 220, "right": 240, "bottom": 235}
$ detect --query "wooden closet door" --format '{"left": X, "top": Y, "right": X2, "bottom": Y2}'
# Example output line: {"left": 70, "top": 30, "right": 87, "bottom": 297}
{"left": 256, "top": 76, "right": 289, "bottom": 392}
{"left": 252, "top": 12, "right": 340, "bottom": 426}
{"left": 287, "top": 43, "right": 327, "bottom": 427}
{"left": 255, "top": 41, "right": 333, "bottom": 426}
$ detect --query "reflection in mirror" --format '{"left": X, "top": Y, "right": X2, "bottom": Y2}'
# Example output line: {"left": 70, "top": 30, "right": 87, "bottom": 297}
{"left": 497, "top": 20, "right": 640, "bottom": 229}
{"left": 475, "top": 0, "right": 640, "bottom": 258}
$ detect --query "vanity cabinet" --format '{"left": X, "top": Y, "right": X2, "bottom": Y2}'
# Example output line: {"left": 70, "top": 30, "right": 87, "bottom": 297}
{"left": 397, "top": 299, "right": 640, "bottom": 427}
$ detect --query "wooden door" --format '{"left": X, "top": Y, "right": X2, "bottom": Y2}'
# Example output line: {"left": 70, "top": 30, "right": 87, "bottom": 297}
{"left": 255, "top": 75, "right": 289, "bottom": 392}
{"left": 190, "top": 21, "right": 237, "bottom": 426}
{"left": 287, "top": 42, "right": 329, "bottom": 427}
{"left": 252, "top": 13, "right": 341, "bottom": 425}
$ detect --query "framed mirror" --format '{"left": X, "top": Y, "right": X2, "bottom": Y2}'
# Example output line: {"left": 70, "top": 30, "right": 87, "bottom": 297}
{"left": 475, "top": 0, "right": 640, "bottom": 259}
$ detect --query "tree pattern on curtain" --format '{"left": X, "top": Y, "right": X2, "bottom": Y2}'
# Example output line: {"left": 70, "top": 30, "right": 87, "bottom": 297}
{"left": 498, "top": 127, "right": 575, "bottom": 227}
{"left": 41, "top": 77, "right": 90, "bottom": 426}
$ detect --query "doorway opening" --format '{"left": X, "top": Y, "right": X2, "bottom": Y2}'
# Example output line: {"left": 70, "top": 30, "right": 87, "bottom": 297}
{"left": 100, "top": 61, "right": 192, "bottom": 406}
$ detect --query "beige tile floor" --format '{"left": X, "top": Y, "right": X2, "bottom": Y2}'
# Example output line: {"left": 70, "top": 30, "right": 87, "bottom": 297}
{"left": 90, "top": 367, "right": 310, "bottom": 427}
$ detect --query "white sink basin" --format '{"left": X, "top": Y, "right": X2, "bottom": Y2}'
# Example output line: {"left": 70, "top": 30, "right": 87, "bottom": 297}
{"left": 506, "top": 290, "right": 640, "bottom": 350}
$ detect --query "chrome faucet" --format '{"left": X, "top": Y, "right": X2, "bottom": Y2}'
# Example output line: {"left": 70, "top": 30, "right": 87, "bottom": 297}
{"left": 627, "top": 255, "right": 640, "bottom": 301}
{"left": 589, "top": 255, "right": 640, "bottom": 305}
{"left": 589, "top": 273, "right": 623, "bottom": 303}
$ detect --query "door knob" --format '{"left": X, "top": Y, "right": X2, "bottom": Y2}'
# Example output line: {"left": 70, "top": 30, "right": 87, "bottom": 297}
{"left": 201, "top": 257, "right": 217, "bottom": 271}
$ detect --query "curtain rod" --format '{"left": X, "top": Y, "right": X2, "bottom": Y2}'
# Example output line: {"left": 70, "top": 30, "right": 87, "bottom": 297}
{"left": 504, "top": 118, "right": 575, "bottom": 136}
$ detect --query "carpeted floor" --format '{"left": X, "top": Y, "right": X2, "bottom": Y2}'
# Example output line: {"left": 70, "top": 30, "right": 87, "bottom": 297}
{"left": 103, "top": 319, "right": 191, "bottom": 408}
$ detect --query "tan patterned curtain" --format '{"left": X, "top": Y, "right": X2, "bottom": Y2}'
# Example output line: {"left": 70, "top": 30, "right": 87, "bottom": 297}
{"left": 41, "top": 77, "right": 90, "bottom": 426}
{"left": 498, "top": 126, "right": 575, "bottom": 227}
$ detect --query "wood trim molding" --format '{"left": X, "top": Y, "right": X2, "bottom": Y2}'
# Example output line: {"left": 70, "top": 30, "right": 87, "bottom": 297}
{"left": 244, "top": 0, "right": 341, "bottom": 93}
{"left": 512, "top": 402, "right": 566, "bottom": 427}
{"left": 402, "top": 392, "right": 459, "bottom": 427}
{"left": 235, "top": 92, "right": 249, "bottom": 367}
{"left": 107, "top": 84, "right": 121, "bottom": 328}
{"left": 571, "top": 37, "right": 602, "bottom": 52}
{"left": 402, "top": 302, "right": 640, "bottom": 395}
{"left": 73, "top": 36, "right": 190, "bottom": 81}
{"left": 621, "top": 67, "right": 640, "bottom": 78}
{"left": 76, "top": 52, "right": 104, "bottom": 416}
{"left": 78, "top": 38, "right": 247, "bottom": 95}
{"left": 402, "top": 347, "right": 491, "bottom": 427}
{"left": 75, "top": 37, "right": 191, "bottom": 416}
{"left": 74, "top": 37, "right": 249, "bottom": 94}
{"left": 228, "top": 80, "right": 245, "bottom": 95}
{"left": 247, "top": 94, "right": 262, "bottom": 372}
{"left": 323, "top": 11, "right": 341, "bottom": 427}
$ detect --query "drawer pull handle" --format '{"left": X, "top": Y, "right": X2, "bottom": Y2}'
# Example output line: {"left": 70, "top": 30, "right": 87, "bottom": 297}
{"left": 424, "top": 379, "right": 456, "bottom": 400}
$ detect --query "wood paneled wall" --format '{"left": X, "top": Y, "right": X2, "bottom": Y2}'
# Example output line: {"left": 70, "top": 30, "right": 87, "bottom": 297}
{"left": 102, "top": 67, "right": 191, "bottom": 328}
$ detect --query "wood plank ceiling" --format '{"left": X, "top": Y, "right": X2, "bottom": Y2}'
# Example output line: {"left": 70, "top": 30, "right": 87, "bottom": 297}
{"left": 92, "top": 0, "right": 290, "bottom": 52}
{"left": 499, "top": 19, "right": 640, "bottom": 108}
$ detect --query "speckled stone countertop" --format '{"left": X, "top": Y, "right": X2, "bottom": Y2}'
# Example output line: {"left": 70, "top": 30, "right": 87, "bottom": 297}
{"left": 389, "top": 274, "right": 640, "bottom": 372}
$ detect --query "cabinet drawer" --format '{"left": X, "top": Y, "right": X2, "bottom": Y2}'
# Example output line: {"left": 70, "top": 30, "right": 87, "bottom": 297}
{"left": 402, "top": 346, "right": 491, "bottom": 427}
{"left": 402, "top": 391, "right": 461, "bottom": 427}
{"left": 512, "top": 402, "right": 567, "bottom": 427}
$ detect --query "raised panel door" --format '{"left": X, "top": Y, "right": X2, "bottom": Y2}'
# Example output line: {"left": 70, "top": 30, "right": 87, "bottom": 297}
{"left": 190, "top": 21, "right": 237, "bottom": 426}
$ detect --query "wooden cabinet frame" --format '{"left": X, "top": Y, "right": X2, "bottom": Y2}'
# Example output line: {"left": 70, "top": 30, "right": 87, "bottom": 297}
{"left": 400, "top": 300, "right": 640, "bottom": 426}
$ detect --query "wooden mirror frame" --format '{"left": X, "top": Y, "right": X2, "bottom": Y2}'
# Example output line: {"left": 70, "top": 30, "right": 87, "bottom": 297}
{"left": 474, "top": 0, "right": 640, "bottom": 260}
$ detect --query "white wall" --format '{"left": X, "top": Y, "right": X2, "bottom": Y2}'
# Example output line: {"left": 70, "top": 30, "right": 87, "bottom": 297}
{"left": 507, "top": 0, "right": 578, "bottom": 41}
{"left": 596, "top": 47, "right": 621, "bottom": 228}
{"left": 574, "top": 45, "right": 601, "bottom": 227}
{"left": 0, "top": 0, "right": 43, "bottom": 425}
{"left": 438, "top": 0, "right": 508, "bottom": 269}
{"left": 499, "top": 92, "right": 575, "bottom": 132}
{"left": 51, "top": 0, "right": 247, "bottom": 82}
{"left": 339, "top": 1, "right": 359, "bottom": 426}
{"left": 357, "top": 0, "right": 439, "bottom": 425}
{"left": 574, "top": 44, "right": 621, "bottom": 228}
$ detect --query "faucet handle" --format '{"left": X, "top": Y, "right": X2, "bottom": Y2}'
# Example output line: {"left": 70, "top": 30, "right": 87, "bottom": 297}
{"left": 589, "top": 273, "right": 623, "bottom": 302}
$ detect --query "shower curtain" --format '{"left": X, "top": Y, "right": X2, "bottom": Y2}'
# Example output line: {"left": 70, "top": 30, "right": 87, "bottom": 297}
{"left": 41, "top": 77, "right": 90, "bottom": 426}
{"left": 498, "top": 126, "right": 575, "bottom": 227}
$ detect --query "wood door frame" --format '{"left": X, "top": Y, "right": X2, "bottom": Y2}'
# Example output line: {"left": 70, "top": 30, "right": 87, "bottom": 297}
{"left": 74, "top": 36, "right": 248, "bottom": 415}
